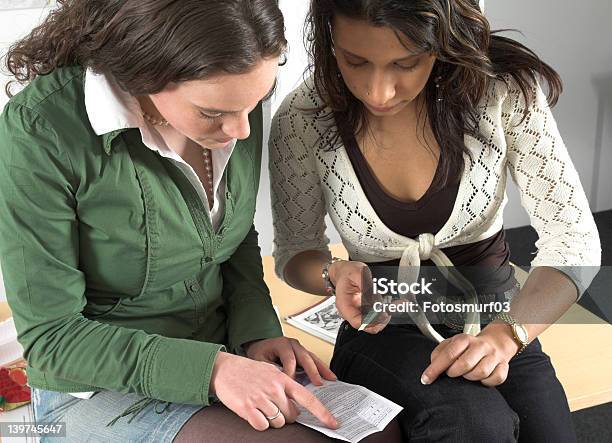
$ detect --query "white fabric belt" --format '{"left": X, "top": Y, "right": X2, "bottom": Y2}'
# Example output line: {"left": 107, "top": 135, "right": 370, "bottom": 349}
{"left": 392, "top": 233, "right": 481, "bottom": 342}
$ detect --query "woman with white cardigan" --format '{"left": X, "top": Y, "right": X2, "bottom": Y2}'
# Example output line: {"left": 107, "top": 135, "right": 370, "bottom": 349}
{"left": 269, "top": 1, "right": 601, "bottom": 441}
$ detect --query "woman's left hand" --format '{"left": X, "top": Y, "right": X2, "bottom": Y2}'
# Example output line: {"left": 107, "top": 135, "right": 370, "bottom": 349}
{"left": 243, "top": 337, "right": 337, "bottom": 386}
{"left": 421, "top": 330, "right": 520, "bottom": 387}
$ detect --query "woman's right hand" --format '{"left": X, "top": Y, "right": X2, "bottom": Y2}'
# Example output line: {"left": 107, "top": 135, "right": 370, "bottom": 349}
{"left": 210, "top": 352, "right": 338, "bottom": 431}
{"left": 329, "top": 260, "right": 390, "bottom": 334}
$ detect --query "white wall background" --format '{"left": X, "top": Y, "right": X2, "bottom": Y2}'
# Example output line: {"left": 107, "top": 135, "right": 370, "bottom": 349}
{"left": 0, "top": 6, "right": 54, "bottom": 103}
{"left": 0, "top": 5, "right": 55, "bottom": 301}
{"left": 0, "top": 1, "right": 610, "bottom": 301}
{"left": 485, "top": 0, "right": 612, "bottom": 225}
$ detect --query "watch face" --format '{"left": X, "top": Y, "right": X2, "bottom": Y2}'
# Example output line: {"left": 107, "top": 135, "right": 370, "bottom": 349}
{"left": 514, "top": 324, "right": 529, "bottom": 343}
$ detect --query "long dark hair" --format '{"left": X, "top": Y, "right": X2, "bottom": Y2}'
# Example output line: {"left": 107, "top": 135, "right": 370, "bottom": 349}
{"left": 306, "top": 0, "right": 562, "bottom": 190}
{"left": 5, "top": 0, "right": 286, "bottom": 97}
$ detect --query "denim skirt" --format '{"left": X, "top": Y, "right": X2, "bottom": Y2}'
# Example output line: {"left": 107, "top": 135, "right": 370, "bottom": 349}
{"left": 31, "top": 387, "right": 204, "bottom": 442}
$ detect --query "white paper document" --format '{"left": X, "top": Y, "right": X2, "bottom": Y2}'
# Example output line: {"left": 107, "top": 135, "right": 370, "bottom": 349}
{"left": 0, "top": 317, "right": 24, "bottom": 366}
{"left": 294, "top": 372, "right": 403, "bottom": 442}
{"left": 0, "top": 402, "right": 40, "bottom": 443}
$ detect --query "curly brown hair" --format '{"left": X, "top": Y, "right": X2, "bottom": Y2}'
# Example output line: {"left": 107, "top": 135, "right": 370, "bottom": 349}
{"left": 5, "top": 0, "right": 286, "bottom": 97}
{"left": 305, "top": 0, "right": 562, "bottom": 191}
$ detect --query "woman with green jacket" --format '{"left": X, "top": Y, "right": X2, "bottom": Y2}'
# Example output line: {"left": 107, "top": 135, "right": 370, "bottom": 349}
{"left": 0, "top": 1, "right": 346, "bottom": 441}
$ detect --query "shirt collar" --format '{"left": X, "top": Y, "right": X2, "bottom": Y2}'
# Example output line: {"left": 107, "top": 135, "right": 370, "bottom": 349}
{"left": 84, "top": 68, "right": 145, "bottom": 154}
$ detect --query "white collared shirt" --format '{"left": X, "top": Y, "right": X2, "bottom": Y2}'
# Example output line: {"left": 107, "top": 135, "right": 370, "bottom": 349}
{"left": 84, "top": 68, "right": 235, "bottom": 232}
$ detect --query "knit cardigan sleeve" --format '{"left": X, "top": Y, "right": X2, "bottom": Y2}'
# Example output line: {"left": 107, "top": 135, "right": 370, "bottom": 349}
{"left": 268, "top": 87, "right": 332, "bottom": 281}
{"left": 502, "top": 77, "right": 601, "bottom": 299}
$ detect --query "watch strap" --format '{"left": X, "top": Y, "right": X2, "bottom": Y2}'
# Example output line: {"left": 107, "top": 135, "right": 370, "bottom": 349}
{"left": 493, "top": 312, "right": 529, "bottom": 356}
{"left": 322, "top": 257, "right": 343, "bottom": 295}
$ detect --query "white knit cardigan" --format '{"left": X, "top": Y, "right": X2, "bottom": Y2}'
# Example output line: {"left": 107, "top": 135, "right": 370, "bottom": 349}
{"left": 269, "top": 76, "right": 601, "bottom": 341}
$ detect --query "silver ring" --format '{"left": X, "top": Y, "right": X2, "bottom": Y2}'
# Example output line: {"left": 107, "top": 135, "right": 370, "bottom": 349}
{"left": 265, "top": 405, "right": 282, "bottom": 421}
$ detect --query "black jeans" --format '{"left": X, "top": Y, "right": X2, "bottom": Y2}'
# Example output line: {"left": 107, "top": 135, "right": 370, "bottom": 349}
{"left": 330, "top": 321, "right": 577, "bottom": 443}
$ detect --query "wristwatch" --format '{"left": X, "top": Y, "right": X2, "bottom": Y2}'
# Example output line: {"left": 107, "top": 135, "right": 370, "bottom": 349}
{"left": 322, "top": 257, "right": 343, "bottom": 295}
{"left": 494, "top": 312, "right": 529, "bottom": 356}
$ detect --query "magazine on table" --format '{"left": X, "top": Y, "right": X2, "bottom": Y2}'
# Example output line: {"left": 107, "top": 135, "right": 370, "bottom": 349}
{"left": 285, "top": 296, "right": 343, "bottom": 344}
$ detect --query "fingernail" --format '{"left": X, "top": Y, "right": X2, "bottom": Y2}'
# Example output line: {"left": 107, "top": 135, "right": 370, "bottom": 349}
{"left": 421, "top": 374, "right": 430, "bottom": 385}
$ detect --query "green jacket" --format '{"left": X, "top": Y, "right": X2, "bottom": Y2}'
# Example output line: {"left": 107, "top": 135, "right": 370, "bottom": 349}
{"left": 0, "top": 66, "right": 283, "bottom": 406}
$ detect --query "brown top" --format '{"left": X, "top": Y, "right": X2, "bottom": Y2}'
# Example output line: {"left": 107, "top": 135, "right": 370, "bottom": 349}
{"left": 343, "top": 133, "right": 515, "bottom": 294}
